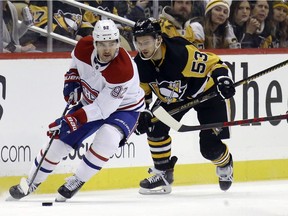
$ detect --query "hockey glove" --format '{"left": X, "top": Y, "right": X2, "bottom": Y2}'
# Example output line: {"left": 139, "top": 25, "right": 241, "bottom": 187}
{"left": 215, "top": 76, "right": 235, "bottom": 99}
{"left": 47, "top": 115, "right": 80, "bottom": 139}
{"left": 135, "top": 109, "right": 154, "bottom": 135}
{"left": 22, "top": 6, "right": 34, "bottom": 27}
{"left": 63, "top": 70, "right": 82, "bottom": 105}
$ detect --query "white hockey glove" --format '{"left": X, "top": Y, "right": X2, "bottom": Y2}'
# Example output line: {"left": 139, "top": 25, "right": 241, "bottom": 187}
{"left": 22, "top": 6, "right": 34, "bottom": 27}
{"left": 215, "top": 76, "right": 235, "bottom": 99}
{"left": 63, "top": 71, "right": 82, "bottom": 105}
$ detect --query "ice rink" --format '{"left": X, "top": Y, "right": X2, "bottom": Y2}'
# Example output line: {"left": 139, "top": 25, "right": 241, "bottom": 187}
{"left": 1, "top": 180, "right": 288, "bottom": 216}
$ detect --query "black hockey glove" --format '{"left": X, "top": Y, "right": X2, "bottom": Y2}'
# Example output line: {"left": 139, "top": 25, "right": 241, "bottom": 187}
{"left": 215, "top": 76, "right": 235, "bottom": 99}
{"left": 135, "top": 109, "right": 154, "bottom": 135}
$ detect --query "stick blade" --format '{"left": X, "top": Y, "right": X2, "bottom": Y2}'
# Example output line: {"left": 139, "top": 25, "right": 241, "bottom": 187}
{"left": 153, "top": 106, "right": 182, "bottom": 131}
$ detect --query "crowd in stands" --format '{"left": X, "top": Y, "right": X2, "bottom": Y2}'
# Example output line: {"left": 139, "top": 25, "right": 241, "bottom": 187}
{"left": 2, "top": 0, "right": 288, "bottom": 52}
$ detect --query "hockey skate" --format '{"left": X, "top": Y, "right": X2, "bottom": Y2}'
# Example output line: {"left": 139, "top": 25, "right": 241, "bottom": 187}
{"left": 55, "top": 175, "right": 85, "bottom": 202}
{"left": 139, "top": 156, "right": 178, "bottom": 195}
{"left": 216, "top": 154, "right": 233, "bottom": 191}
{"left": 8, "top": 178, "right": 39, "bottom": 200}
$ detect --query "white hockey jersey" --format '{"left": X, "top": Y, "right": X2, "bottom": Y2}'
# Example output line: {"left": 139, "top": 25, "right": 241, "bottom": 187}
{"left": 69, "top": 36, "right": 145, "bottom": 123}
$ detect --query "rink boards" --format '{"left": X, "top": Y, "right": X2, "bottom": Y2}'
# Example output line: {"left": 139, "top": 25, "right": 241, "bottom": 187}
{"left": 0, "top": 49, "right": 287, "bottom": 194}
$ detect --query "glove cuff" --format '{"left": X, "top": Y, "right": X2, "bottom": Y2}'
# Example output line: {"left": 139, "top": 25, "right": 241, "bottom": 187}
{"left": 71, "top": 108, "right": 87, "bottom": 125}
{"left": 216, "top": 75, "right": 233, "bottom": 83}
{"left": 143, "top": 109, "right": 153, "bottom": 117}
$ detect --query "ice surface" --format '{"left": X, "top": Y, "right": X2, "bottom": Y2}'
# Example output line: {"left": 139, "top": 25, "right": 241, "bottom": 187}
{"left": 1, "top": 180, "right": 288, "bottom": 216}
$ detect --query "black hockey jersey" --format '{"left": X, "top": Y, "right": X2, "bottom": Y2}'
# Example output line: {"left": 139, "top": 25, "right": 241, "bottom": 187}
{"left": 134, "top": 35, "right": 229, "bottom": 104}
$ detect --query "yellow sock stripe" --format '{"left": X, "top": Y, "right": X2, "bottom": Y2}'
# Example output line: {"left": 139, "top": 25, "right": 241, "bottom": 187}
{"left": 151, "top": 151, "right": 171, "bottom": 159}
{"left": 148, "top": 137, "right": 172, "bottom": 159}
{"left": 148, "top": 136, "right": 172, "bottom": 146}
{"left": 212, "top": 145, "right": 230, "bottom": 166}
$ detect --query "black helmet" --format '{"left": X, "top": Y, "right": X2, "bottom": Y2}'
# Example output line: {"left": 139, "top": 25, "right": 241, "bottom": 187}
{"left": 133, "top": 18, "right": 161, "bottom": 38}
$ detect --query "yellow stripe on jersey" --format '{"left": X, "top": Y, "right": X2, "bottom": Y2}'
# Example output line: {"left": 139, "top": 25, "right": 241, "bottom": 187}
{"left": 140, "top": 82, "right": 152, "bottom": 96}
{"left": 182, "top": 47, "right": 223, "bottom": 78}
{"left": 29, "top": 5, "right": 48, "bottom": 28}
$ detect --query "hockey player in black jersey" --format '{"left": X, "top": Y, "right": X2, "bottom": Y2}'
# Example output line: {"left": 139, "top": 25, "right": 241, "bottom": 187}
{"left": 133, "top": 18, "right": 235, "bottom": 194}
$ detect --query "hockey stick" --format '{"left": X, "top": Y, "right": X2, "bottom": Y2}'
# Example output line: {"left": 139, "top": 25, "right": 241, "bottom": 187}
{"left": 20, "top": 94, "right": 74, "bottom": 195}
{"left": 151, "top": 59, "right": 288, "bottom": 123}
{"left": 153, "top": 106, "right": 288, "bottom": 132}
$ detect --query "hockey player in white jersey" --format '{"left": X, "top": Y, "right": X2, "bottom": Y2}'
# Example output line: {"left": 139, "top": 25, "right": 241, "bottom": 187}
{"left": 9, "top": 19, "right": 145, "bottom": 201}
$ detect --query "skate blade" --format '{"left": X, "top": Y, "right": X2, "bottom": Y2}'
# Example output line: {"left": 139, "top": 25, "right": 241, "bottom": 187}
{"left": 19, "top": 177, "right": 29, "bottom": 195}
{"left": 139, "top": 185, "right": 172, "bottom": 195}
{"left": 55, "top": 194, "right": 67, "bottom": 202}
{"left": 5, "top": 196, "right": 19, "bottom": 201}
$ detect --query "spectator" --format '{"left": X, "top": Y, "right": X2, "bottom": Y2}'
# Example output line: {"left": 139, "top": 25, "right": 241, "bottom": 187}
{"left": 9, "top": 0, "right": 29, "bottom": 19}
{"left": 190, "top": 0, "right": 240, "bottom": 49}
{"left": 229, "top": 0, "right": 251, "bottom": 44}
{"left": 114, "top": 1, "right": 129, "bottom": 18}
{"left": 286, "top": 11, "right": 288, "bottom": 47}
{"left": 126, "top": 0, "right": 150, "bottom": 22}
{"left": 191, "top": 0, "right": 206, "bottom": 17}
{"left": 21, "top": 1, "right": 93, "bottom": 52}
{"left": 2, "top": 0, "right": 35, "bottom": 53}
{"left": 80, "top": 1, "right": 118, "bottom": 26}
{"left": 126, "top": 1, "right": 170, "bottom": 20}
{"left": 159, "top": 0, "right": 195, "bottom": 42}
{"left": 271, "top": 0, "right": 288, "bottom": 47}
{"left": 241, "top": 0, "right": 274, "bottom": 48}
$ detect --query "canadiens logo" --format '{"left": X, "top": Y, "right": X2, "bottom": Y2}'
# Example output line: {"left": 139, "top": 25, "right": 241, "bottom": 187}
{"left": 150, "top": 80, "right": 187, "bottom": 104}
{"left": 82, "top": 82, "right": 99, "bottom": 104}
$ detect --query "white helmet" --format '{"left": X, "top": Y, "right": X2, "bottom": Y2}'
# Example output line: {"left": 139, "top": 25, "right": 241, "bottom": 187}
{"left": 93, "top": 19, "right": 120, "bottom": 42}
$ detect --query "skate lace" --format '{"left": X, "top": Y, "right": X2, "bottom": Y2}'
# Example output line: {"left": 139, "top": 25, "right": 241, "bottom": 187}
{"left": 29, "top": 183, "right": 38, "bottom": 193}
{"left": 64, "top": 176, "right": 84, "bottom": 191}
{"left": 146, "top": 167, "right": 166, "bottom": 184}
{"left": 217, "top": 165, "right": 233, "bottom": 181}
{"left": 26, "top": 179, "right": 39, "bottom": 193}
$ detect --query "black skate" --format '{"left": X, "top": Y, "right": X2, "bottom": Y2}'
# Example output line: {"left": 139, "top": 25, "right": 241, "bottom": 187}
{"left": 139, "top": 156, "right": 178, "bottom": 195}
{"left": 216, "top": 154, "right": 233, "bottom": 191}
{"left": 8, "top": 179, "right": 39, "bottom": 200}
{"left": 55, "top": 175, "right": 85, "bottom": 202}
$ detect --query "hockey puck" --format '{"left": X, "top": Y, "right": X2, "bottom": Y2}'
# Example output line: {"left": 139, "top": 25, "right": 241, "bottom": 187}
{"left": 42, "top": 202, "right": 53, "bottom": 206}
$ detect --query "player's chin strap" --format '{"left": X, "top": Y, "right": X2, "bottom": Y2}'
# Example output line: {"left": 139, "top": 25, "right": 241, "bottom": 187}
{"left": 153, "top": 106, "right": 288, "bottom": 133}
{"left": 19, "top": 94, "right": 74, "bottom": 195}
{"left": 150, "top": 59, "right": 288, "bottom": 124}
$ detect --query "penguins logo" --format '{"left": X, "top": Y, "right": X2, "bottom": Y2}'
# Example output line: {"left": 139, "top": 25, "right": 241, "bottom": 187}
{"left": 54, "top": 9, "right": 82, "bottom": 32}
{"left": 150, "top": 80, "right": 187, "bottom": 104}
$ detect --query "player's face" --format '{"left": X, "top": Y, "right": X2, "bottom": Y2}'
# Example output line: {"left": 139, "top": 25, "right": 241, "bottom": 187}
{"left": 135, "top": 36, "right": 157, "bottom": 58}
{"left": 96, "top": 40, "right": 119, "bottom": 63}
